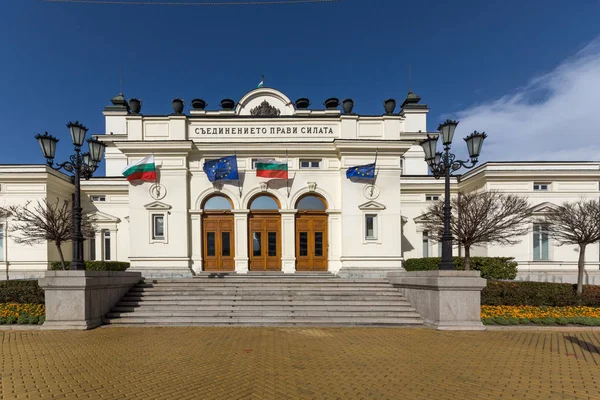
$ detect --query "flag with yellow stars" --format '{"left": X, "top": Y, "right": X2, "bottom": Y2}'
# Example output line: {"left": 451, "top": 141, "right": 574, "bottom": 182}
{"left": 203, "top": 155, "right": 239, "bottom": 182}
{"left": 346, "top": 163, "right": 375, "bottom": 179}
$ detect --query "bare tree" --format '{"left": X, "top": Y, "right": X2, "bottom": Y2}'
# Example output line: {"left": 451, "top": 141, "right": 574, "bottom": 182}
{"left": 4, "top": 199, "right": 96, "bottom": 270}
{"left": 539, "top": 199, "right": 600, "bottom": 297}
{"left": 422, "top": 190, "right": 533, "bottom": 271}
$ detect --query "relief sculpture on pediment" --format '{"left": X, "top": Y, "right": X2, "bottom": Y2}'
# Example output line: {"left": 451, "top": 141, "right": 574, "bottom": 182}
{"left": 250, "top": 100, "right": 281, "bottom": 117}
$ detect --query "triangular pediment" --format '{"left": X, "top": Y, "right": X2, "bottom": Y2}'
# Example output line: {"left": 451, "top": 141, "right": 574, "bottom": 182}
{"left": 358, "top": 200, "right": 386, "bottom": 211}
{"left": 531, "top": 202, "right": 558, "bottom": 214}
{"left": 89, "top": 210, "right": 120, "bottom": 223}
{"left": 144, "top": 201, "right": 172, "bottom": 211}
{"left": 413, "top": 213, "right": 433, "bottom": 224}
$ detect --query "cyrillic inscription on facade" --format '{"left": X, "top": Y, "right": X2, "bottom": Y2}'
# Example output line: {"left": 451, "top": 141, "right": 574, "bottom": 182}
{"left": 194, "top": 126, "right": 335, "bottom": 135}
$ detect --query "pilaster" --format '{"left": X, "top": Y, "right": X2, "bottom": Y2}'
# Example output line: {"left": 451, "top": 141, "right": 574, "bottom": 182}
{"left": 232, "top": 209, "right": 249, "bottom": 274}
{"left": 280, "top": 209, "right": 297, "bottom": 274}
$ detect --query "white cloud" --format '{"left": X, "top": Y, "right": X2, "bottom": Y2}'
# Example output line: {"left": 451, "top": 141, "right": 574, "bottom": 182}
{"left": 453, "top": 37, "right": 600, "bottom": 162}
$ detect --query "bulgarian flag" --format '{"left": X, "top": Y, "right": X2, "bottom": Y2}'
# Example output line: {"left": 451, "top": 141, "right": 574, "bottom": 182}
{"left": 256, "top": 159, "right": 288, "bottom": 179}
{"left": 122, "top": 155, "right": 157, "bottom": 182}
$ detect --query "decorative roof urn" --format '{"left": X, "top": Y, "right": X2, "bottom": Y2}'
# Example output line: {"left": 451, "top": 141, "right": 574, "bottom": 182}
{"left": 295, "top": 98, "right": 310, "bottom": 109}
{"left": 172, "top": 98, "right": 184, "bottom": 114}
{"left": 324, "top": 97, "right": 340, "bottom": 109}
{"left": 384, "top": 98, "right": 396, "bottom": 114}
{"left": 191, "top": 98, "right": 207, "bottom": 110}
{"left": 220, "top": 98, "right": 235, "bottom": 111}
{"left": 342, "top": 98, "right": 354, "bottom": 114}
{"left": 129, "top": 98, "right": 142, "bottom": 114}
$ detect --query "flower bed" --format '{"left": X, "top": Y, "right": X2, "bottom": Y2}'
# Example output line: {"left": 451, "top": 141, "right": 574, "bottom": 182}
{"left": 481, "top": 305, "right": 600, "bottom": 326}
{"left": 0, "top": 303, "right": 45, "bottom": 325}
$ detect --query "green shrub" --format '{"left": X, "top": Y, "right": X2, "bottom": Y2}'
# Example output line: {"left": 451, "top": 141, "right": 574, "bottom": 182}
{"left": 27, "top": 315, "right": 39, "bottom": 325}
{"left": 0, "top": 280, "right": 45, "bottom": 304}
{"left": 494, "top": 317, "right": 511, "bottom": 325}
{"left": 6, "top": 316, "right": 17, "bottom": 324}
{"left": 17, "top": 314, "right": 28, "bottom": 324}
{"left": 481, "top": 318, "right": 496, "bottom": 325}
{"left": 518, "top": 318, "right": 530, "bottom": 324}
{"left": 38, "top": 315, "right": 45, "bottom": 325}
{"left": 482, "top": 281, "right": 600, "bottom": 306}
{"left": 540, "top": 317, "right": 556, "bottom": 325}
{"left": 403, "top": 257, "right": 518, "bottom": 280}
{"left": 0, "top": 317, "right": 6, "bottom": 324}
{"left": 49, "top": 261, "right": 130, "bottom": 272}
{"left": 556, "top": 317, "right": 569, "bottom": 325}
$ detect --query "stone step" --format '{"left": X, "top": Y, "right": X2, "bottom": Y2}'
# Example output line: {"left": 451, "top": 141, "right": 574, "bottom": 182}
{"left": 106, "top": 310, "right": 420, "bottom": 318}
{"left": 143, "top": 278, "right": 385, "bottom": 284}
{"left": 133, "top": 283, "right": 392, "bottom": 290}
{"left": 121, "top": 294, "right": 406, "bottom": 302}
{"left": 103, "top": 316, "right": 423, "bottom": 326}
{"left": 125, "top": 289, "right": 401, "bottom": 296}
{"left": 112, "top": 304, "right": 416, "bottom": 312}
{"left": 116, "top": 300, "right": 411, "bottom": 307}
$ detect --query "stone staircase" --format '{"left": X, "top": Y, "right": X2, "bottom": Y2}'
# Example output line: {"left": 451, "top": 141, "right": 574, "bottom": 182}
{"left": 103, "top": 273, "right": 423, "bottom": 327}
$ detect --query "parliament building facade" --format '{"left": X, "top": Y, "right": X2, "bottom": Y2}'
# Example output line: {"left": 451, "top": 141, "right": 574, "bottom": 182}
{"left": 1, "top": 87, "right": 599, "bottom": 283}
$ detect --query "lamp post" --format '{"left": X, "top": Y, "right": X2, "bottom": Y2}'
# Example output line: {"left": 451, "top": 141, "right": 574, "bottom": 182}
{"left": 419, "top": 120, "right": 487, "bottom": 270}
{"left": 35, "top": 122, "right": 107, "bottom": 270}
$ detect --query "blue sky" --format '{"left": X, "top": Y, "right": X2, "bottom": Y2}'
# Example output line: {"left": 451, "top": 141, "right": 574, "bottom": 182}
{"left": 1, "top": 0, "right": 600, "bottom": 172}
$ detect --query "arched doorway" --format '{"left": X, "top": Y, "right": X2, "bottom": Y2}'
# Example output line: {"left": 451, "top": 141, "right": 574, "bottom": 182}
{"left": 295, "top": 194, "right": 328, "bottom": 271}
{"left": 248, "top": 194, "right": 281, "bottom": 271}
{"left": 202, "top": 195, "right": 234, "bottom": 271}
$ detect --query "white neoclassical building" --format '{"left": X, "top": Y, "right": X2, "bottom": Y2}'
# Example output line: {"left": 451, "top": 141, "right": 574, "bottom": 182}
{"left": 0, "top": 87, "right": 599, "bottom": 282}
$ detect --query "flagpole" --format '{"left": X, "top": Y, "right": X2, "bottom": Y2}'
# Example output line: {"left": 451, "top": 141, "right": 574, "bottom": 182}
{"left": 235, "top": 151, "right": 242, "bottom": 198}
{"left": 286, "top": 149, "right": 290, "bottom": 198}
{"left": 370, "top": 148, "right": 378, "bottom": 197}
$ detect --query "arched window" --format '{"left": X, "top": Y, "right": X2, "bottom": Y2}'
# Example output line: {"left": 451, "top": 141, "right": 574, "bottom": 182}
{"left": 296, "top": 195, "right": 326, "bottom": 211}
{"left": 249, "top": 195, "right": 279, "bottom": 210}
{"left": 203, "top": 195, "right": 233, "bottom": 210}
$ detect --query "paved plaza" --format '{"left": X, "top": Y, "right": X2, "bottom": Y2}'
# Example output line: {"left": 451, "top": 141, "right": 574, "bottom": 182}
{"left": 1, "top": 327, "right": 599, "bottom": 399}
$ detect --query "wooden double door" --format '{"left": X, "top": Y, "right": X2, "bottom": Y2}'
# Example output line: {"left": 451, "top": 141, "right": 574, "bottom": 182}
{"left": 248, "top": 213, "right": 281, "bottom": 271}
{"left": 295, "top": 213, "right": 328, "bottom": 271}
{"left": 202, "top": 213, "right": 235, "bottom": 271}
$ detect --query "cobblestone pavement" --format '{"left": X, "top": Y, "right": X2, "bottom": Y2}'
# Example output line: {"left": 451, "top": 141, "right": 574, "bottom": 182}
{"left": 1, "top": 327, "right": 599, "bottom": 399}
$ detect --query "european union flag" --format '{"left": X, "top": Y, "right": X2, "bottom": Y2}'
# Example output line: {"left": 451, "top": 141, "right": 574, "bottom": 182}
{"left": 346, "top": 163, "right": 375, "bottom": 179}
{"left": 203, "top": 155, "right": 239, "bottom": 182}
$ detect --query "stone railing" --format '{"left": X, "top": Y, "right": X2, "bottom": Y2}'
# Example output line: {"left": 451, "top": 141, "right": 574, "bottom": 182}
{"left": 388, "top": 270, "right": 486, "bottom": 330}
{"left": 38, "top": 271, "right": 142, "bottom": 330}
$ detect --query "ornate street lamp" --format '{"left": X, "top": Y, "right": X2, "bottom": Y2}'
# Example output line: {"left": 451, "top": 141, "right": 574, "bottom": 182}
{"left": 419, "top": 119, "right": 487, "bottom": 270}
{"left": 35, "top": 122, "right": 107, "bottom": 270}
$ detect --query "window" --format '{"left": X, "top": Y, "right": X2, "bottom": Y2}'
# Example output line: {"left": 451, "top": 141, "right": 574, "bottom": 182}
{"left": 91, "top": 196, "right": 106, "bottom": 202}
{"left": 426, "top": 194, "right": 440, "bottom": 201}
{"left": 296, "top": 195, "right": 327, "bottom": 210}
{"left": 422, "top": 231, "right": 430, "bottom": 257}
{"left": 533, "top": 224, "right": 549, "bottom": 260}
{"left": 152, "top": 214, "right": 165, "bottom": 240}
{"left": 89, "top": 237, "right": 96, "bottom": 261}
{"left": 203, "top": 195, "right": 232, "bottom": 210}
{"left": 533, "top": 183, "right": 549, "bottom": 191}
{"left": 249, "top": 195, "right": 279, "bottom": 210}
{"left": 300, "top": 159, "right": 321, "bottom": 169}
{"left": 365, "top": 214, "right": 377, "bottom": 240}
{"left": 103, "top": 230, "right": 111, "bottom": 261}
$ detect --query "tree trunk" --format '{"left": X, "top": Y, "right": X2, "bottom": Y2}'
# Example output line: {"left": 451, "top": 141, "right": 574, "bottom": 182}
{"left": 56, "top": 242, "right": 67, "bottom": 270}
{"left": 464, "top": 246, "right": 471, "bottom": 271}
{"left": 576, "top": 244, "right": 586, "bottom": 298}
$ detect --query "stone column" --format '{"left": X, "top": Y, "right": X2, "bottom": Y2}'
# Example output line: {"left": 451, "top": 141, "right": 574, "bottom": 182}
{"left": 232, "top": 209, "right": 249, "bottom": 274}
{"left": 326, "top": 209, "right": 342, "bottom": 274}
{"left": 190, "top": 210, "right": 203, "bottom": 274}
{"left": 280, "top": 209, "right": 297, "bottom": 274}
